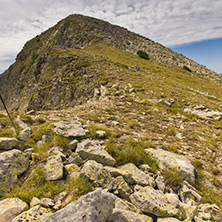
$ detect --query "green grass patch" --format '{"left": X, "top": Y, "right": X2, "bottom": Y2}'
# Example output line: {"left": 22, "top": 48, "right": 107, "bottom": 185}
{"left": 106, "top": 139, "right": 157, "bottom": 172}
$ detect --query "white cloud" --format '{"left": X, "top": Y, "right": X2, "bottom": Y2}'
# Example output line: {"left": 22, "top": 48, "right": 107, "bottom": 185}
{"left": 0, "top": 0, "right": 222, "bottom": 72}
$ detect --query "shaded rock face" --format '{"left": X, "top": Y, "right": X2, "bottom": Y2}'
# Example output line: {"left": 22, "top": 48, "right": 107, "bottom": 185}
{"left": 145, "top": 148, "right": 195, "bottom": 184}
{"left": 0, "top": 149, "right": 30, "bottom": 194}
{"left": 0, "top": 198, "right": 28, "bottom": 222}
{"left": 53, "top": 118, "right": 87, "bottom": 139}
{"left": 44, "top": 189, "right": 116, "bottom": 222}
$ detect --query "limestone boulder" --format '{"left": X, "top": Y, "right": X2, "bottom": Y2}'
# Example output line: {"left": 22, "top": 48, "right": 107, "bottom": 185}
{"left": 108, "top": 209, "right": 153, "bottom": 222}
{"left": 145, "top": 148, "right": 195, "bottom": 184}
{"left": 76, "top": 139, "right": 116, "bottom": 166}
{"left": 53, "top": 117, "right": 87, "bottom": 139}
{"left": 130, "top": 186, "right": 182, "bottom": 219}
{"left": 81, "top": 160, "right": 112, "bottom": 187}
{"left": 118, "top": 163, "right": 155, "bottom": 187}
{"left": 0, "top": 198, "right": 28, "bottom": 222}
{"left": 18, "top": 127, "right": 32, "bottom": 141}
{"left": 44, "top": 189, "right": 116, "bottom": 222}
{"left": 12, "top": 205, "right": 52, "bottom": 222}
{"left": 0, "top": 137, "right": 19, "bottom": 150}
{"left": 0, "top": 149, "right": 30, "bottom": 194}
{"left": 44, "top": 155, "right": 63, "bottom": 181}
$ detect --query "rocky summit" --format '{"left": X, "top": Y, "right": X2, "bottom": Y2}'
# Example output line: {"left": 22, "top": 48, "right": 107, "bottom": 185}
{"left": 0, "top": 14, "right": 222, "bottom": 222}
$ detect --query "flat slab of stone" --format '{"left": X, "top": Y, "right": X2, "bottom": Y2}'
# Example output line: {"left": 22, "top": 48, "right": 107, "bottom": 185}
{"left": 108, "top": 209, "right": 153, "bottom": 222}
{"left": 0, "top": 149, "right": 30, "bottom": 195}
{"left": 0, "top": 198, "right": 28, "bottom": 222}
{"left": 0, "top": 137, "right": 19, "bottom": 150}
{"left": 53, "top": 117, "right": 87, "bottom": 139}
{"left": 130, "top": 186, "right": 182, "bottom": 218}
{"left": 12, "top": 205, "right": 52, "bottom": 222}
{"left": 76, "top": 139, "right": 116, "bottom": 166}
{"left": 44, "top": 189, "right": 116, "bottom": 222}
{"left": 118, "top": 163, "right": 155, "bottom": 187}
{"left": 45, "top": 155, "right": 63, "bottom": 181}
{"left": 145, "top": 148, "right": 195, "bottom": 184}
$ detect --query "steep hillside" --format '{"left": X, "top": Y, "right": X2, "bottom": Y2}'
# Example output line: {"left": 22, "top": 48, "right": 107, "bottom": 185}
{"left": 0, "top": 14, "right": 221, "bottom": 111}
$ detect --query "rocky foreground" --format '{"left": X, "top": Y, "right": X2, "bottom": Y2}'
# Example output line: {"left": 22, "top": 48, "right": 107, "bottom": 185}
{"left": 0, "top": 116, "right": 222, "bottom": 222}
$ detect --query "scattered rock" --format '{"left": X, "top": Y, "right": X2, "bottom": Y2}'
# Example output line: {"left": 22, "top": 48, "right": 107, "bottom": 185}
{"left": 179, "top": 181, "right": 202, "bottom": 203}
{"left": 44, "top": 189, "right": 116, "bottom": 222}
{"left": 100, "top": 85, "right": 108, "bottom": 97}
{"left": 67, "top": 152, "right": 83, "bottom": 166}
{"left": 145, "top": 148, "right": 195, "bottom": 184}
{"left": 12, "top": 205, "right": 52, "bottom": 222}
{"left": 0, "top": 149, "right": 30, "bottom": 194}
{"left": 18, "top": 127, "right": 32, "bottom": 141}
{"left": 112, "top": 121, "right": 120, "bottom": 126}
{"left": 44, "top": 155, "right": 63, "bottom": 181}
{"left": 76, "top": 139, "right": 116, "bottom": 166}
{"left": 64, "top": 163, "right": 81, "bottom": 180}
{"left": 118, "top": 163, "right": 155, "bottom": 187}
{"left": 30, "top": 197, "right": 43, "bottom": 208}
{"left": 48, "top": 147, "right": 66, "bottom": 159}
{"left": 68, "top": 139, "right": 78, "bottom": 151}
{"left": 53, "top": 117, "right": 87, "bottom": 139}
{"left": 95, "top": 130, "right": 107, "bottom": 139}
{"left": 130, "top": 186, "right": 182, "bottom": 219}
{"left": 108, "top": 209, "right": 153, "bottom": 222}
{"left": 197, "top": 204, "right": 222, "bottom": 222}
{"left": 157, "top": 218, "right": 181, "bottom": 222}
{"left": 0, "top": 137, "right": 19, "bottom": 150}
{"left": 41, "top": 198, "right": 55, "bottom": 208}
{"left": 111, "top": 176, "right": 133, "bottom": 200}
{"left": 81, "top": 160, "right": 112, "bottom": 187}
{"left": 15, "top": 116, "right": 28, "bottom": 129}
{"left": 0, "top": 198, "right": 28, "bottom": 222}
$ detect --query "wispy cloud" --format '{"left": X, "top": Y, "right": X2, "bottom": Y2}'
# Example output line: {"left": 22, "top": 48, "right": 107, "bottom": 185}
{"left": 0, "top": 0, "right": 222, "bottom": 72}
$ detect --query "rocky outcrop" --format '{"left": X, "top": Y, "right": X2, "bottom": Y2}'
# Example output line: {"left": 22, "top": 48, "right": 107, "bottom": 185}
{"left": 44, "top": 189, "right": 116, "bottom": 222}
{"left": 0, "top": 198, "right": 28, "bottom": 222}
{"left": 0, "top": 149, "right": 30, "bottom": 194}
{"left": 145, "top": 148, "right": 195, "bottom": 184}
{"left": 184, "top": 105, "right": 222, "bottom": 120}
{"left": 0, "top": 137, "right": 19, "bottom": 150}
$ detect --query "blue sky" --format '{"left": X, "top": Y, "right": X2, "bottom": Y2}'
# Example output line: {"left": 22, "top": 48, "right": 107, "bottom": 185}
{"left": 0, "top": 0, "right": 222, "bottom": 74}
{"left": 171, "top": 38, "right": 222, "bottom": 73}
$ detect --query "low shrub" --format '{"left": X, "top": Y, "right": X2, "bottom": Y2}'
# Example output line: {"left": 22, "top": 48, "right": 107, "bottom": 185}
{"left": 137, "top": 50, "right": 149, "bottom": 60}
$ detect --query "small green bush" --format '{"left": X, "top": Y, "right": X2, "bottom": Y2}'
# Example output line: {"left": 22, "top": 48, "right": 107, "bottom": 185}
{"left": 137, "top": 50, "right": 149, "bottom": 60}
{"left": 183, "top": 65, "right": 192, "bottom": 72}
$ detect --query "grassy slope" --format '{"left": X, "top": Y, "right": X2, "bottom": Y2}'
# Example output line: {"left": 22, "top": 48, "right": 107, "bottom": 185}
{"left": 1, "top": 43, "right": 222, "bottom": 207}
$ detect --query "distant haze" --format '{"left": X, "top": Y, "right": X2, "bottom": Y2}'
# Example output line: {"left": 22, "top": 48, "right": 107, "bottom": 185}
{"left": 0, "top": 0, "right": 222, "bottom": 73}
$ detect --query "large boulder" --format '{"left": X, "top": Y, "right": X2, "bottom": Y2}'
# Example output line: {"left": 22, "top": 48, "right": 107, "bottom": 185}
{"left": 108, "top": 209, "right": 153, "bottom": 222}
{"left": 81, "top": 160, "right": 112, "bottom": 187}
{"left": 118, "top": 163, "right": 155, "bottom": 187}
{"left": 53, "top": 117, "right": 87, "bottom": 139}
{"left": 0, "top": 198, "right": 28, "bottom": 222}
{"left": 145, "top": 148, "right": 195, "bottom": 184}
{"left": 44, "top": 189, "right": 116, "bottom": 222}
{"left": 44, "top": 155, "right": 63, "bottom": 181}
{"left": 0, "top": 137, "right": 19, "bottom": 150}
{"left": 130, "top": 186, "right": 182, "bottom": 219}
{"left": 0, "top": 149, "right": 30, "bottom": 194}
{"left": 76, "top": 139, "right": 116, "bottom": 166}
{"left": 12, "top": 205, "right": 52, "bottom": 222}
